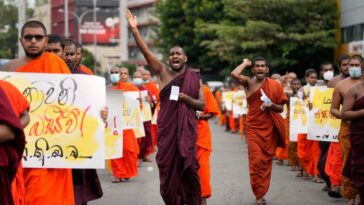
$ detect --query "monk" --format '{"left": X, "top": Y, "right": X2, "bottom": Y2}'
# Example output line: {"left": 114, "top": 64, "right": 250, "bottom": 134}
{"left": 0, "top": 83, "right": 26, "bottom": 205}
{"left": 296, "top": 69, "right": 322, "bottom": 183}
{"left": 0, "top": 80, "right": 30, "bottom": 205}
{"left": 3, "top": 20, "right": 75, "bottom": 205}
{"left": 332, "top": 55, "right": 362, "bottom": 204}
{"left": 142, "top": 69, "right": 160, "bottom": 151}
{"left": 214, "top": 88, "right": 225, "bottom": 126}
{"left": 341, "top": 58, "right": 364, "bottom": 205}
{"left": 110, "top": 67, "right": 140, "bottom": 182}
{"left": 325, "top": 55, "right": 350, "bottom": 198}
{"left": 127, "top": 10, "right": 205, "bottom": 205}
{"left": 197, "top": 81, "right": 219, "bottom": 205}
{"left": 75, "top": 42, "right": 94, "bottom": 75}
{"left": 231, "top": 57, "right": 288, "bottom": 205}
{"left": 45, "top": 34, "right": 65, "bottom": 58}
{"left": 287, "top": 78, "right": 302, "bottom": 171}
{"left": 62, "top": 39, "right": 104, "bottom": 205}
{"left": 133, "top": 70, "right": 155, "bottom": 162}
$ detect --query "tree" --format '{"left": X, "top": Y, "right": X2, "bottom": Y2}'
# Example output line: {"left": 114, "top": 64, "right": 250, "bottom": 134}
{"left": 155, "top": 0, "right": 227, "bottom": 76}
{"left": 156, "top": 0, "right": 337, "bottom": 78}
{"left": 0, "top": 2, "right": 19, "bottom": 58}
{"left": 81, "top": 49, "right": 99, "bottom": 73}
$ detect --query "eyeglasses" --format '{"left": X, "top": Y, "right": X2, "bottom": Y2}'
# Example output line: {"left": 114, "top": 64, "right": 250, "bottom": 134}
{"left": 22, "top": 35, "right": 45, "bottom": 42}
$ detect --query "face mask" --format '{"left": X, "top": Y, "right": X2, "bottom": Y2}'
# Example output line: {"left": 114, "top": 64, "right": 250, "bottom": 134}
{"left": 349, "top": 67, "right": 362, "bottom": 79}
{"left": 133, "top": 78, "right": 143, "bottom": 86}
{"left": 109, "top": 73, "right": 120, "bottom": 83}
{"left": 323, "top": 71, "right": 334, "bottom": 81}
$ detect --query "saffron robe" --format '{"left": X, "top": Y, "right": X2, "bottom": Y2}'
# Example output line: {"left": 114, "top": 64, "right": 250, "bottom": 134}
{"left": 111, "top": 82, "right": 140, "bottom": 179}
{"left": 0, "top": 84, "right": 26, "bottom": 205}
{"left": 339, "top": 121, "right": 358, "bottom": 199}
{"left": 156, "top": 69, "right": 201, "bottom": 205}
{"left": 79, "top": 65, "right": 94, "bottom": 75}
{"left": 275, "top": 104, "right": 290, "bottom": 160}
{"left": 297, "top": 134, "right": 320, "bottom": 176}
{"left": 197, "top": 85, "right": 219, "bottom": 198}
{"left": 144, "top": 81, "right": 160, "bottom": 153}
{"left": 325, "top": 142, "right": 342, "bottom": 186}
{"left": 0, "top": 81, "right": 30, "bottom": 205}
{"left": 15, "top": 52, "right": 75, "bottom": 205}
{"left": 245, "top": 78, "right": 288, "bottom": 198}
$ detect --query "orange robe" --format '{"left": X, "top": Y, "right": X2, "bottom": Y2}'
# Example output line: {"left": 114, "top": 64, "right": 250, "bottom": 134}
{"left": 15, "top": 52, "right": 75, "bottom": 205}
{"left": 110, "top": 82, "right": 140, "bottom": 179}
{"left": 245, "top": 78, "right": 288, "bottom": 198}
{"left": 325, "top": 142, "right": 342, "bottom": 186}
{"left": 144, "top": 81, "right": 160, "bottom": 153}
{"left": 297, "top": 134, "right": 320, "bottom": 176}
{"left": 197, "top": 85, "right": 219, "bottom": 198}
{"left": 214, "top": 90, "right": 225, "bottom": 125}
{"left": 79, "top": 65, "right": 94, "bottom": 75}
{"left": 0, "top": 81, "right": 30, "bottom": 205}
{"left": 339, "top": 122, "right": 358, "bottom": 199}
{"left": 239, "top": 115, "right": 246, "bottom": 139}
{"left": 275, "top": 105, "right": 289, "bottom": 160}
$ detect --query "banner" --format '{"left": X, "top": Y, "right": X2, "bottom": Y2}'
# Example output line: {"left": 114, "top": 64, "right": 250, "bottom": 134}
{"left": 141, "top": 90, "right": 152, "bottom": 122}
{"left": 232, "top": 90, "right": 247, "bottom": 116}
{"left": 0, "top": 72, "right": 105, "bottom": 168}
{"left": 222, "top": 91, "right": 233, "bottom": 111}
{"left": 122, "top": 91, "right": 145, "bottom": 138}
{"left": 289, "top": 97, "right": 308, "bottom": 141}
{"left": 307, "top": 87, "right": 340, "bottom": 142}
{"left": 105, "top": 90, "right": 123, "bottom": 160}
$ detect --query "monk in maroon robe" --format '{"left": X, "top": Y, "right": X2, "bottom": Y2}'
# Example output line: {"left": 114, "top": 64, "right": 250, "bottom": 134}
{"left": 0, "top": 87, "right": 26, "bottom": 205}
{"left": 127, "top": 10, "right": 205, "bottom": 205}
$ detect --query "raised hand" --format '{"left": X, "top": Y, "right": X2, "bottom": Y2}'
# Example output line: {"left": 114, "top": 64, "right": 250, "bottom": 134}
{"left": 126, "top": 9, "right": 137, "bottom": 29}
{"left": 242, "top": 58, "right": 252, "bottom": 67}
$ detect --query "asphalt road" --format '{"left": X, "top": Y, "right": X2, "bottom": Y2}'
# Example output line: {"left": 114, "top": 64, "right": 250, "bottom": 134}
{"left": 91, "top": 120, "right": 347, "bottom": 205}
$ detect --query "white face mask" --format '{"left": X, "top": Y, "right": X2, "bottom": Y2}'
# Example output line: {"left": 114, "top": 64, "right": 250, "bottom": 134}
{"left": 349, "top": 67, "right": 362, "bottom": 79}
{"left": 323, "top": 71, "right": 334, "bottom": 81}
{"left": 109, "top": 73, "right": 120, "bottom": 83}
{"left": 133, "top": 78, "right": 143, "bottom": 86}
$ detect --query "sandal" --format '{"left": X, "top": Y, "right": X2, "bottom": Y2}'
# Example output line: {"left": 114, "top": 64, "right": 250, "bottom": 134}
{"left": 296, "top": 169, "right": 303, "bottom": 177}
{"left": 313, "top": 178, "right": 324, "bottom": 183}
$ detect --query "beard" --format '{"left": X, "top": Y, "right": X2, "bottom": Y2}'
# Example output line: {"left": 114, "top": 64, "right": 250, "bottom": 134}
{"left": 24, "top": 50, "right": 43, "bottom": 59}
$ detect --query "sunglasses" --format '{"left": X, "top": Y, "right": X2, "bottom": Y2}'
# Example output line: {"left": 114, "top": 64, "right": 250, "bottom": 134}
{"left": 22, "top": 35, "right": 45, "bottom": 42}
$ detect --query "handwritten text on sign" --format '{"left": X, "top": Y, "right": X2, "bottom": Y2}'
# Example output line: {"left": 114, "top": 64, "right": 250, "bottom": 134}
{"left": 307, "top": 87, "right": 340, "bottom": 142}
{"left": 0, "top": 72, "right": 106, "bottom": 168}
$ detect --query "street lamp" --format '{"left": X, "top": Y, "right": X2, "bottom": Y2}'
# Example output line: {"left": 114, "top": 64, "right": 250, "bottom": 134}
{"left": 59, "top": 7, "right": 100, "bottom": 43}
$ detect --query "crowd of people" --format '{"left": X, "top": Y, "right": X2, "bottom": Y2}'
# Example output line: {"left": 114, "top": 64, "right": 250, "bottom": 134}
{"left": 0, "top": 9, "right": 364, "bottom": 205}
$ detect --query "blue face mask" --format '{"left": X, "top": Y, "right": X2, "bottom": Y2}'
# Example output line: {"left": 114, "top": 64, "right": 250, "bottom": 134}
{"left": 349, "top": 67, "right": 362, "bottom": 79}
{"left": 109, "top": 73, "right": 120, "bottom": 83}
{"left": 133, "top": 78, "right": 143, "bottom": 86}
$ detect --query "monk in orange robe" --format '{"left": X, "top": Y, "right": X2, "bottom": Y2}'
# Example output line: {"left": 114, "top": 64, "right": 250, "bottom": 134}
{"left": 142, "top": 69, "right": 160, "bottom": 154}
{"left": 110, "top": 67, "right": 140, "bottom": 182}
{"left": 232, "top": 57, "right": 288, "bottom": 205}
{"left": 329, "top": 55, "right": 361, "bottom": 201}
{"left": 0, "top": 81, "right": 30, "bottom": 205}
{"left": 4, "top": 20, "right": 75, "bottom": 205}
{"left": 214, "top": 88, "right": 225, "bottom": 126}
{"left": 0, "top": 84, "right": 27, "bottom": 205}
{"left": 197, "top": 84, "right": 219, "bottom": 205}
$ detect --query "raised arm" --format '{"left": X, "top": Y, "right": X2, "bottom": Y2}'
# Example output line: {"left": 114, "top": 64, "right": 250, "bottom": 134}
{"left": 126, "top": 10, "right": 165, "bottom": 76}
{"left": 341, "top": 87, "right": 364, "bottom": 121}
{"left": 231, "top": 59, "right": 251, "bottom": 87}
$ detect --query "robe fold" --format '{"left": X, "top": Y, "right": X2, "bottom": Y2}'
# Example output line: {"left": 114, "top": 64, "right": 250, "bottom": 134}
{"left": 156, "top": 69, "right": 201, "bottom": 205}
{"left": 245, "top": 78, "right": 288, "bottom": 198}
{"left": 297, "top": 134, "right": 320, "bottom": 176}
{"left": 144, "top": 80, "right": 160, "bottom": 153}
{"left": 0, "top": 86, "right": 26, "bottom": 205}
{"left": 325, "top": 142, "right": 342, "bottom": 186}
{"left": 0, "top": 81, "right": 30, "bottom": 205}
{"left": 197, "top": 85, "right": 219, "bottom": 198}
{"left": 345, "top": 96, "right": 364, "bottom": 188}
{"left": 111, "top": 82, "right": 139, "bottom": 179}
{"left": 79, "top": 65, "right": 94, "bottom": 75}
{"left": 15, "top": 52, "right": 75, "bottom": 205}
{"left": 339, "top": 121, "right": 358, "bottom": 199}
{"left": 214, "top": 90, "right": 225, "bottom": 126}
{"left": 288, "top": 142, "right": 300, "bottom": 167}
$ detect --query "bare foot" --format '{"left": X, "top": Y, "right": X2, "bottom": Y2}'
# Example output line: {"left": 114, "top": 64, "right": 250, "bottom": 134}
{"left": 201, "top": 197, "right": 207, "bottom": 205}
{"left": 142, "top": 157, "right": 152, "bottom": 162}
{"left": 256, "top": 198, "right": 266, "bottom": 205}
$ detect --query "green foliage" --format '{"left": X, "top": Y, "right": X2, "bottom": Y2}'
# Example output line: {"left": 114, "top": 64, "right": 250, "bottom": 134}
{"left": 81, "top": 49, "right": 99, "bottom": 72}
{"left": 0, "top": 2, "right": 19, "bottom": 57}
{"left": 156, "top": 0, "right": 337, "bottom": 78}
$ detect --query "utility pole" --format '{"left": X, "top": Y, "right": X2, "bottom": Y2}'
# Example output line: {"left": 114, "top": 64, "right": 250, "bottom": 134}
{"left": 18, "top": 0, "right": 26, "bottom": 57}
{"left": 65, "top": 0, "right": 69, "bottom": 37}
{"left": 120, "top": 0, "right": 128, "bottom": 62}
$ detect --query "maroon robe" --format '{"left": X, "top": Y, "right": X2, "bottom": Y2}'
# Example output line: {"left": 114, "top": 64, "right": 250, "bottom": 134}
{"left": 71, "top": 68, "right": 103, "bottom": 205}
{"left": 0, "top": 88, "right": 25, "bottom": 205}
{"left": 156, "top": 69, "right": 201, "bottom": 205}
{"left": 138, "top": 87, "right": 154, "bottom": 159}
